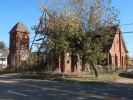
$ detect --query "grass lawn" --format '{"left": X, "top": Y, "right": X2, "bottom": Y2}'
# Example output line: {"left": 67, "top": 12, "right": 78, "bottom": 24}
{"left": 59, "top": 73, "right": 121, "bottom": 83}
{"left": 15, "top": 72, "right": 121, "bottom": 83}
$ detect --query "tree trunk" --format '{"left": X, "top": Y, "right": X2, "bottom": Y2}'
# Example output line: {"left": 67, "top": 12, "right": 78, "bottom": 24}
{"left": 90, "top": 60, "right": 98, "bottom": 77}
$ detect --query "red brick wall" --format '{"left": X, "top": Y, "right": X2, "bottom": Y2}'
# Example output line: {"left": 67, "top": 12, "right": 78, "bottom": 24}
{"left": 8, "top": 31, "right": 29, "bottom": 67}
{"left": 110, "top": 30, "right": 127, "bottom": 70}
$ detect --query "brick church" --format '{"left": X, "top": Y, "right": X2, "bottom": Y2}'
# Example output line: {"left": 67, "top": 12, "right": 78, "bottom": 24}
{"left": 109, "top": 28, "right": 128, "bottom": 70}
{"left": 7, "top": 22, "right": 128, "bottom": 73}
{"left": 53, "top": 27, "right": 128, "bottom": 74}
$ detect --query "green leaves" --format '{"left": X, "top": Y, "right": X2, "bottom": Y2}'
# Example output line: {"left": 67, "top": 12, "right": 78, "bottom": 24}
{"left": 33, "top": 0, "right": 119, "bottom": 77}
{"left": 0, "top": 41, "right": 5, "bottom": 49}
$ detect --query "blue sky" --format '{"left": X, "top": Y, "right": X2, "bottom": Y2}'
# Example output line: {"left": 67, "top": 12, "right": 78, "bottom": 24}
{"left": 112, "top": 0, "right": 133, "bottom": 57}
{"left": 0, "top": 0, "right": 133, "bottom": 57}
{"left": 0, "top": 0, "right": 40, "bottom": 46}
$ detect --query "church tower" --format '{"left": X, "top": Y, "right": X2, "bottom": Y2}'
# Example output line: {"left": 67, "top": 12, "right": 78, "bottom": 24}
{"left": 8, "top": 22, "right": 29, "bottom": 67}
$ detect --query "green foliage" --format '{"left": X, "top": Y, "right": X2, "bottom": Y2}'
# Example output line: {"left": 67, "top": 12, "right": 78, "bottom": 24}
{"left": 32, "top": 0, "right": 119, "bottom": 77}
{"left": 0, "top": 41, "right": 5, "bottom": 49}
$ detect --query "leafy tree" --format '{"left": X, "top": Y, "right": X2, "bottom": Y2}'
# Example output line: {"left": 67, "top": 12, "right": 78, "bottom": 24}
{"left": 68, "top": 0, "right": 119, "bottom": 76}
{"left": 0, "top": 41, "right": 5, "bottom": 49}
{"left": 32, "top": 0, "right": 119, "bottom": 77}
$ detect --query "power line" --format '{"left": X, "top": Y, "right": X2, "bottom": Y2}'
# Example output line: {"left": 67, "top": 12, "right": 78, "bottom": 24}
{"left": 120, "top": 23, "right": 133, "bottom": 26}
{"left": 123, "top": 31, "right": 133, "bottom": 34}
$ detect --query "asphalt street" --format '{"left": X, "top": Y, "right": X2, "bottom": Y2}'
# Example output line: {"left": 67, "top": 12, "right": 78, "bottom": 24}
{"left": 0, "top": 74, "right": 133, "bottom": 100}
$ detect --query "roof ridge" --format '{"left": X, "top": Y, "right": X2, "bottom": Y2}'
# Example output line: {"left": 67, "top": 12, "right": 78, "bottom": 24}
{"left": 10, "top": 22, "right": 29, "bottom": 33}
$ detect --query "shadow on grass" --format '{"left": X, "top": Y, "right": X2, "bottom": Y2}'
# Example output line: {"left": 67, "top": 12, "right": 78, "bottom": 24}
{"left": 19, "top": 72, "right": 66, "bottom": 80}
{"left": 0, "top": 73, "right": 133, "bottom": 100}
{"left": 1, "top": 76, "right": 133, "bottom": 100}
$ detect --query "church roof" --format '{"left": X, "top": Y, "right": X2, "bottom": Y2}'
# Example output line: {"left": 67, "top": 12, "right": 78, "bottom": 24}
{"left": 109, "top": 27, "right": 128, "bottom": 53}
{"left": 10, "top": 22, "right": 29, "bottom": 33}
{"left": 93, "top": 26, "right": 128, "bottom": 53}
{"left": 120, "top": 31, "right": 128, "bottom": 53}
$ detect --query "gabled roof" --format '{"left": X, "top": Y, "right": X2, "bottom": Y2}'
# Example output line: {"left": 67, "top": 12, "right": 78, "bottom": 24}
{"left": 95, "top": 25, "right": 128, "bottom": 53}
{"left": 109, "top": 27, "right": 128, "bottom": 53}
{"left": 119, "top": 31, "right": 128, "bottom": 53}
{"left": 10, "top": 22, "right": 29, "bottom": 33}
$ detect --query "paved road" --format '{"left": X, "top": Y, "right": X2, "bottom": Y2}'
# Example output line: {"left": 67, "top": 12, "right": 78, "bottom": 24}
{"left": 0, "top": 74, "right": 133, "bottom": 100}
